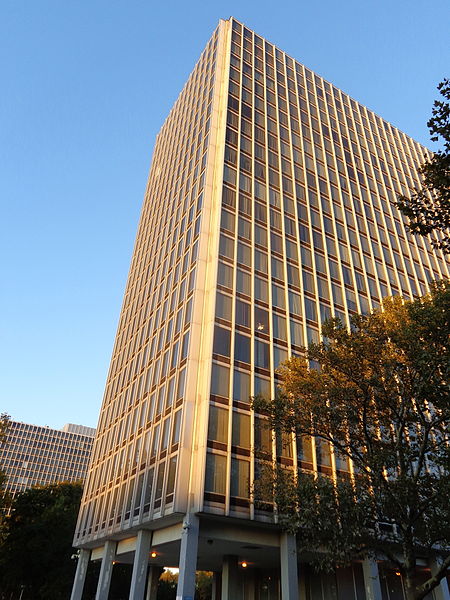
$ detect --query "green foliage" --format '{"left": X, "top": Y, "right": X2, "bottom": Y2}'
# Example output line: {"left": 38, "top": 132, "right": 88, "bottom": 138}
{"left": 0, "top": 482, "right": 83, "bottom": 600}
{"left": 255, "top": 282, "right": 450, "bottom": 600}
{"left": 155, "top": 570, "right": 212, "bottom": 600}
{"left": 195, "top": 571, "right": 213, "bottom": 599}
{"left": 157, "top": 569, "right": 178, "bottom": 600}
{"left": 397, "top": 79, "right": 450, "bottom": 252}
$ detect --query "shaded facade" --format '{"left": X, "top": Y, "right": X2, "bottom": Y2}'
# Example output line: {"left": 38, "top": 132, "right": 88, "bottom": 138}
{"left": 71, "top": 18, "right": 450, "bottom": 600}
{"left": 0, "top": 421, "right": 95, "bottom": 497}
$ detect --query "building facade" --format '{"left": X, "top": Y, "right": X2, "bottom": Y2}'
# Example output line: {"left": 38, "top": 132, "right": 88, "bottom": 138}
{"left": 0, "top": 421, "right": 95, "bottom": 498}
{"left": 71, "top": 18, "right": 449, "bottom": 600}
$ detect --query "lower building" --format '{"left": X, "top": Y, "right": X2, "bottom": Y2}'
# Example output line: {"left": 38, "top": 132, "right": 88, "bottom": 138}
{"left": 0, "top": 421, "right": 95, "bottom": 498}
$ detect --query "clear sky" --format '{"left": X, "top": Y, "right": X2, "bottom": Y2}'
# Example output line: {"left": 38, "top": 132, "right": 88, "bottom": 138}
{"left": 1, "top": 0, "right": 448, "bottom": 430}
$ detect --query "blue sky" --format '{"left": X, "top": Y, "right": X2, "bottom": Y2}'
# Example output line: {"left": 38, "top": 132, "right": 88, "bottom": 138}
{"left": 1, "top": 0, "right": 448, "bottom": 430}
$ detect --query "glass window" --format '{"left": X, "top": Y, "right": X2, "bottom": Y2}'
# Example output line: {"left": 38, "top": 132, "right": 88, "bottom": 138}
{"left": 161, "top": 418, "right": 171, "bottom": 451}
{"left": 166, "top": 457, "right": 177, "bottom": 496}
{"left": 273, "top": 314, "right": 287, "bottom": 341}
{"left": 255, "top": 340, "right": 270, "bottom": 369}
{"left": 232, "top": 412, "right": 250, "bottom": 448}
{"left": 305, "top": 297, "right": 317, "bottom": 322}
{"left": 271, "top": 256, "right": 284, "bottom": 279}
{"left": 211, "top": 364, "right": 229, "bottom": 397}
{"left": 255, "top": 224, "right": 267, "bottom": 246}
{"left": 316, "top": 439, "right": 331, "bottom": 466}
{"left": 150, "top": 425, "right": 160, "bottom": 457}
{"left": 233, "top": 370, "right": 250, "bottom": 403}
{"left": 237, "top": 242, "right": 251, "bottom": 266}
{"left": 208, "top": 406, "right": 228, "bottom": 443}
{"left": 213, "top": 326, "right": 231, "bottom": 357}
{"left": 254, "top": 376, "right": 270, "bottom": 399}
{"left": 219, "top": 234, "right": 234, "bottom": 260}
{"left": 237, "top": 269, "right": 251, "bottom": 295}
{"left": 231, "top": 458, "right": 250, "bottom": 497}
{"left": 218, "top": 262, "right": 233, "bottom": 289}
{"left": 238, "top": 217, "right": 251, "bottom": 240}
{"left": 172, "top": 410, "right": 182, "bottom": 445}
{"left": 254, "top": 306, "right": 269, "bottom": 333}
{"left": 255, "top": 276, "right": 268, "bottom": 302}
{"left": 216, "top": 292, "right": 232, "bottom": 321}
{"left": 273, "top": 345, "right": 288, "bottom": 368}
{"left": 177, "top": 368, "right": 186, "bottom": 401}
{"left": 254, "top": 417, "right": 271, "bottom": 452}
{"left": 235, "top": 333, "right": 251, "bottom": 363}
{"left": 255, "top": 249, "right": 268, "bottom": 273}
{"left": 272, "top": 283, "right": 285, "bottom": 309}
{"left": 290, "top": 319, "right": 304, "bottom": 347}
{"left": 205, "top": 453, "right": 227, "bottom": 494}
{"left": 235, "top": 299, "right": 250, "bottom": 327}
{"left": 297, "top": 435, "right": 313, "bottom": 463}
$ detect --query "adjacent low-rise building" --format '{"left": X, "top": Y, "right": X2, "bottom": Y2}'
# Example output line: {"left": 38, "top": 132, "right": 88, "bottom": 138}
{"left": 0, "top": 421, "right": 95, "bottom": 497}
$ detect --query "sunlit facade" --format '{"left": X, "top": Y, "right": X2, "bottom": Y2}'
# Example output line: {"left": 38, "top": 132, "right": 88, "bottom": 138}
{"left": 71, "top": 18, "right": 449, "bottom": 600}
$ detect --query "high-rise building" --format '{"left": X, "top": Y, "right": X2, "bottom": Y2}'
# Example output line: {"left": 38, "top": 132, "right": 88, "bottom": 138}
{"left": 0, "top": 421, "right": 95, "bottom": 498}
{"left": 70, "top": 18, "right": 449, "bottom": 600}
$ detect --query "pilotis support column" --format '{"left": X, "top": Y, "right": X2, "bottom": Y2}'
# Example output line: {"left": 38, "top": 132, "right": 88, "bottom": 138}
{"left": 70, "top": 548, "right": 91, "bottom": 600}
{"left": 176, "top": 514, "right": 199, "bottom": 600}
{"left": 95, "top": 540, "right": 116, "bottom": 600}
{"left": 129, "top": 530, "right": 152, "bottom": 600}
{"left": 280, "top": 532, "right": 298, "bottom": 600}
{"left": 362, "top": 558, "right": 383, "bottom": 600}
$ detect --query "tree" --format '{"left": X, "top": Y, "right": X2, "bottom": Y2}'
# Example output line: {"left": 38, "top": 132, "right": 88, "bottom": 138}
{"left": 0, "top": 482, "right": 83, "bottom": 600}
{"left": 396, "top": 79, "right": 450, "bottom": 253}
{"left": 255, "top": 281, "right": 450, "bottom": 600}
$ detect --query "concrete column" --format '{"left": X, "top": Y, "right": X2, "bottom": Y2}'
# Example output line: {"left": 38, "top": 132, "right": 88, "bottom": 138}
{"left": 221, "top": 555, "right": 242, "bottom": 600}
{"left": 95, "top": 540, "right": 116, "bottom": 600}
{"left": 280, "top": 532, "right": 298, "bottom": 600}
{"left": 129, "top": 530, "right": 152, "bottom": 600}
{"left": 176, "top": 513, "right": 199, "bottom": 600}
{"left": 146, "top": 566, "right": 163, "bottom": 600}
{"left": 362, "top": 558, "right": 383, "bottom": 600}
{"left": 70, "top": 548, "right": 91, "bottom": 600}
{"left": 430, "top": 558, "right": 450, "bottom": 600}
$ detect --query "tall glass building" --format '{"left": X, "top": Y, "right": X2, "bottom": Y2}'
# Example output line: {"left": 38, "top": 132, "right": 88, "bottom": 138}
{"left": 71, "top": 18, "right": 449, "bottom": 600}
